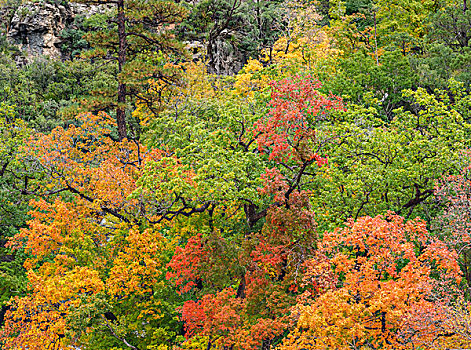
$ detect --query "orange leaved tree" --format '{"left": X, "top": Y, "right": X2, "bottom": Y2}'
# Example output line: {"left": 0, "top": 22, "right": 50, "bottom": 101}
{"left": 0, "top": 112, "right": 184, "bottom": 350}
{"left": 280, "top": 214, "right": 463, "bottom": 350}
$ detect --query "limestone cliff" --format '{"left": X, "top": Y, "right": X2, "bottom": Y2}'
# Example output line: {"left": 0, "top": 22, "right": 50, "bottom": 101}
{"left": 6, "top": 1, "right": 106, "bottom": 61}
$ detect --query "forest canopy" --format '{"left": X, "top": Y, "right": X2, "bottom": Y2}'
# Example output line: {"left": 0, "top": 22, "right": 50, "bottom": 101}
{"left": 0, "top": 0, "right": 471, "bottom": 349}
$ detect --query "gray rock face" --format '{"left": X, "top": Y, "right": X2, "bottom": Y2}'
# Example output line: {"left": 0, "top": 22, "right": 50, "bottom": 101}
{"left": 7, "top": 2, "right": 73, "bottom": 59}
{"left": 206, "top": 30, "right": 246, "bottom": 75}
{"left": 7, "top": 1, "right": 108, "bottom": 61}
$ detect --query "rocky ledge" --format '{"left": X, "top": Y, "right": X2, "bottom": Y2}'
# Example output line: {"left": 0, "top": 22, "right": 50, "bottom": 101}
{"left": 7, "top": 1, "right": 106, "bottom": 60}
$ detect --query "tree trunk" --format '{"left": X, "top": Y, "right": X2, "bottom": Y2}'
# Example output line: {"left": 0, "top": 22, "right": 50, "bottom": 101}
{"left": 373, "top": 10, "right": 379, "bottom": 65}
{"left": 117, "top": 0, "right": 127, "bottom": 141}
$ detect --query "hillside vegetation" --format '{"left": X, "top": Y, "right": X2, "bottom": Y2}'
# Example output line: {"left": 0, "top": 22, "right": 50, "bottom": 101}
{"left": 0, "top": 0, "right": 471, "bottom": 349}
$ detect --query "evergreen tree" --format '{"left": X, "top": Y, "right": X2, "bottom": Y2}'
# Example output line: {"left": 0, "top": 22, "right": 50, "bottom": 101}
{"left": 80, "top": 0, "right": 188, "bottom": 140}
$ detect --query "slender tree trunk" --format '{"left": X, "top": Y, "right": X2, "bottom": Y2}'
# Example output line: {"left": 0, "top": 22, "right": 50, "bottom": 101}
{"left": 117, "top": 0, "right": 127, "bottom": 141}
{"left": 373, "top": 10, "right": 379, "bottom": 66}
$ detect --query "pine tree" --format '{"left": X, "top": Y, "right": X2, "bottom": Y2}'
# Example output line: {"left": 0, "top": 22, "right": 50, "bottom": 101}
{"left": 79, "top": 0, "right": 188, "bottom": 140}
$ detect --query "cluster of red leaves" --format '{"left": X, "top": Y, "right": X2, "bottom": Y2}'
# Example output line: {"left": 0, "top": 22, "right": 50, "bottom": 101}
{"left": 166, "top": 234, "right": 208, "bottom": 294}
{"left": 167, "top": 192, "right": 318, "bottom": 349}
{"left": 259, "top": 167, "right": 290, "bottom": 203}
{"left": 180, "top": 286, "right": 290, "bottom": 350}
{"left": 435, "top": 158, "right": 471, "bottom": 249}
{"left": 181, "top": 288, "right": 241, "bottom": 339}
{"left": 256, "top": 75, "right": 344, "bottom": 164}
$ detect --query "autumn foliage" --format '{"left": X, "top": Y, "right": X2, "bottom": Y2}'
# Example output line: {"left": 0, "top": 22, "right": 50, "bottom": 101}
{"left": 256, "top": 75, "right": 344, "bottom": 164}
{"left": 1, "top": 16, "right": 471, "bottom": 349}
{"left": 281, "top": 214, "right": 463, "bottom": 350}
{"left": 0, "top": 112, "right": 181, "bottom": 349}
{"left": 2, "top": 67, "right": 470, "bottom": 349}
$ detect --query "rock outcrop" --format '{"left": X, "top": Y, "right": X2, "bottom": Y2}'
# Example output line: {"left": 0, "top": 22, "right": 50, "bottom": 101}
{"left": 6, "top": 1, "right": 107, "bottom": 61}
{"left": 206, "top": 29, "right": 246, "bottom": 75}
{"left": 7, "top": 1, "right": 72, "bottom": 59}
